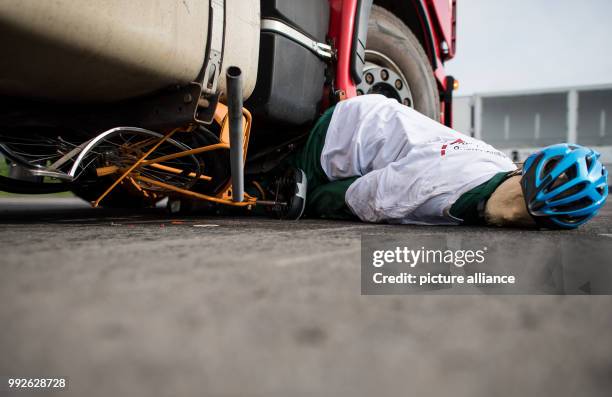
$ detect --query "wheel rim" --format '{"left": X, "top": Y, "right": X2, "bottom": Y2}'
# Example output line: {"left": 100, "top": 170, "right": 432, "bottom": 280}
{"left": 357, "top": 49, "right": 413, "bottom": 107}
{"left": 71, "top": 128, "right": 203, "bottom": 193}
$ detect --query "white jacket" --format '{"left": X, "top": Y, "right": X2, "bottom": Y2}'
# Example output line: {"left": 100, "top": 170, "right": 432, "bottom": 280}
{"left": 321, "top": 95, "right": 517, "bottom": 225}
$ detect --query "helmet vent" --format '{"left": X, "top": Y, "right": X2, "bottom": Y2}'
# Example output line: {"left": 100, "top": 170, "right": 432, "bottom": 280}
{"left": 553, "top": 182, "right": 586, "bottom": 200}
{"left": 553, "top": 196, "right": 592, "bottom": 212}
{"left": 543, "top": 164, "right": 577, "bottom": 193}
{"left": 556, "top": 214, "right": 590, "bottom": 225}
{"left": 541, "top": 156, "right": 562, "bottom": 179}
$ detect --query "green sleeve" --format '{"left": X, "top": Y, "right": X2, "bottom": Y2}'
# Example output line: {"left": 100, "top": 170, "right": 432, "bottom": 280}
{"left": 305, "top": 177, "right": 359, "bottom": 220}
{"left": 289, "top": 106, "right": 336, "bottom": 194}
{"left": 449, "top": 172, "right": 512, "bottom": 225}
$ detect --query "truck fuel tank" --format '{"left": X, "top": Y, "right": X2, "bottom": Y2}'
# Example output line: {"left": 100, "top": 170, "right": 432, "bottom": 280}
{"left": 0, "top": 0, "right": 259, "bottom": 103}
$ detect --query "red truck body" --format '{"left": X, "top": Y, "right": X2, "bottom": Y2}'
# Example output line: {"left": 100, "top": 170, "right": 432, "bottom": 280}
{"left": 329, "top": 0, "right": 457, "bottom": 124}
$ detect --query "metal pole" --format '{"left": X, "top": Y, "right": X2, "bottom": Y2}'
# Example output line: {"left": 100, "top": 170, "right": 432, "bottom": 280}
{"left": 226, "top": 66, "right": 244, "bottom": 202}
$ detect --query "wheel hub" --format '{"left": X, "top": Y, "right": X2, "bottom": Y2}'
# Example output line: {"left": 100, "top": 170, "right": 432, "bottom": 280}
{"left": 357, "top": 50, "right": 413, "bottom": 107}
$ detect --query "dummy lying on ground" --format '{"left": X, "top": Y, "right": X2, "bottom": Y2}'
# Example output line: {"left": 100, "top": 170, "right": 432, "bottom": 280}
{"left": 258, "top": 94, "right": 608, "bottom": 229}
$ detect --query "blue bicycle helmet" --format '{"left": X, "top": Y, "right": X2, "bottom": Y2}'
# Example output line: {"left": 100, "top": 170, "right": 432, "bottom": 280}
{"left": 521, "top": 143, "right": 608, "bottom": 229}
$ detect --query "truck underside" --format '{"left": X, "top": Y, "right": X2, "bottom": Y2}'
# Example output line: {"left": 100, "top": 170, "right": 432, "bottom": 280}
{"left": 0, "top": 0, "right": 456, "bottom": 212}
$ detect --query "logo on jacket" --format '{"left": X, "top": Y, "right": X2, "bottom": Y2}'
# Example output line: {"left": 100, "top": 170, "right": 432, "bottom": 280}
{"left": 440, "top": 138, "right": 508, "bottom": 159}
{"left": 440, "top": 138, "right": 465, "bottom": 156}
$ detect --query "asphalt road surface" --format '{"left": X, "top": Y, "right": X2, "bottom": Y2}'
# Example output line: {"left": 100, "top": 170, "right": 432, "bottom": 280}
{"left": 1, "top": 197, "right": 611, "bottom": 397}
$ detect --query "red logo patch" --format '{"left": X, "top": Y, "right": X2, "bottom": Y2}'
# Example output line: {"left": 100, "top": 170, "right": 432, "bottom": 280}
{"left": 441, "top": 138, "right": 465, "bottom": 156}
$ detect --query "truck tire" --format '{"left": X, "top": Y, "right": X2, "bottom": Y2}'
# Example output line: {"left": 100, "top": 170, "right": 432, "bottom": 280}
{"left": 360, "top": 5, "right": 440, "bottom": 120}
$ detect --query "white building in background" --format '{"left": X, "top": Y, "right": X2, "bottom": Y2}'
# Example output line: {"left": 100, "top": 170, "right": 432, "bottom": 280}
{"left": 453, "top": 84, "right": 612, "bottom": 167}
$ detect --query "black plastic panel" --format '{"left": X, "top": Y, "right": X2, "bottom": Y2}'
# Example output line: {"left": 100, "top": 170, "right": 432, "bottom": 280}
{"left": 246, "top": 33, "right": 327, "bottom": 126}
{"left": 261, "top": 0, "right": 329, "bottom": 41}
{"left": 246, "top": 0, "right": 330, "bottom": 127}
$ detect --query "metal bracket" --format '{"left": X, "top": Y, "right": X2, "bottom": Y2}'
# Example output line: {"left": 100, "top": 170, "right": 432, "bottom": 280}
{"left": 261, "top": 19, "right": 334, "bottom": 61}
{"left": 201, "top": 0, "right": 225, "bottom": 96}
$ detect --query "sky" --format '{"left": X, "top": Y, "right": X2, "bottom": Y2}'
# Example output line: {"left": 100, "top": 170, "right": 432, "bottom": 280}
{"left": 445, "top": 0, "right": 612, "bottom": 96}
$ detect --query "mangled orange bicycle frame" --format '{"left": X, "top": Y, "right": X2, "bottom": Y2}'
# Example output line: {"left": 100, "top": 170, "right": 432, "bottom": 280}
{"left": 92, "top": 102, "right": 257, "bottom": 209}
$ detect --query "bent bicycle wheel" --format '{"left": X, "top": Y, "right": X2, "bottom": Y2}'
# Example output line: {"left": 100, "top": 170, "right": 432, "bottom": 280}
{"left": 70, "top": 127, "right": 204, "bottom": 208}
